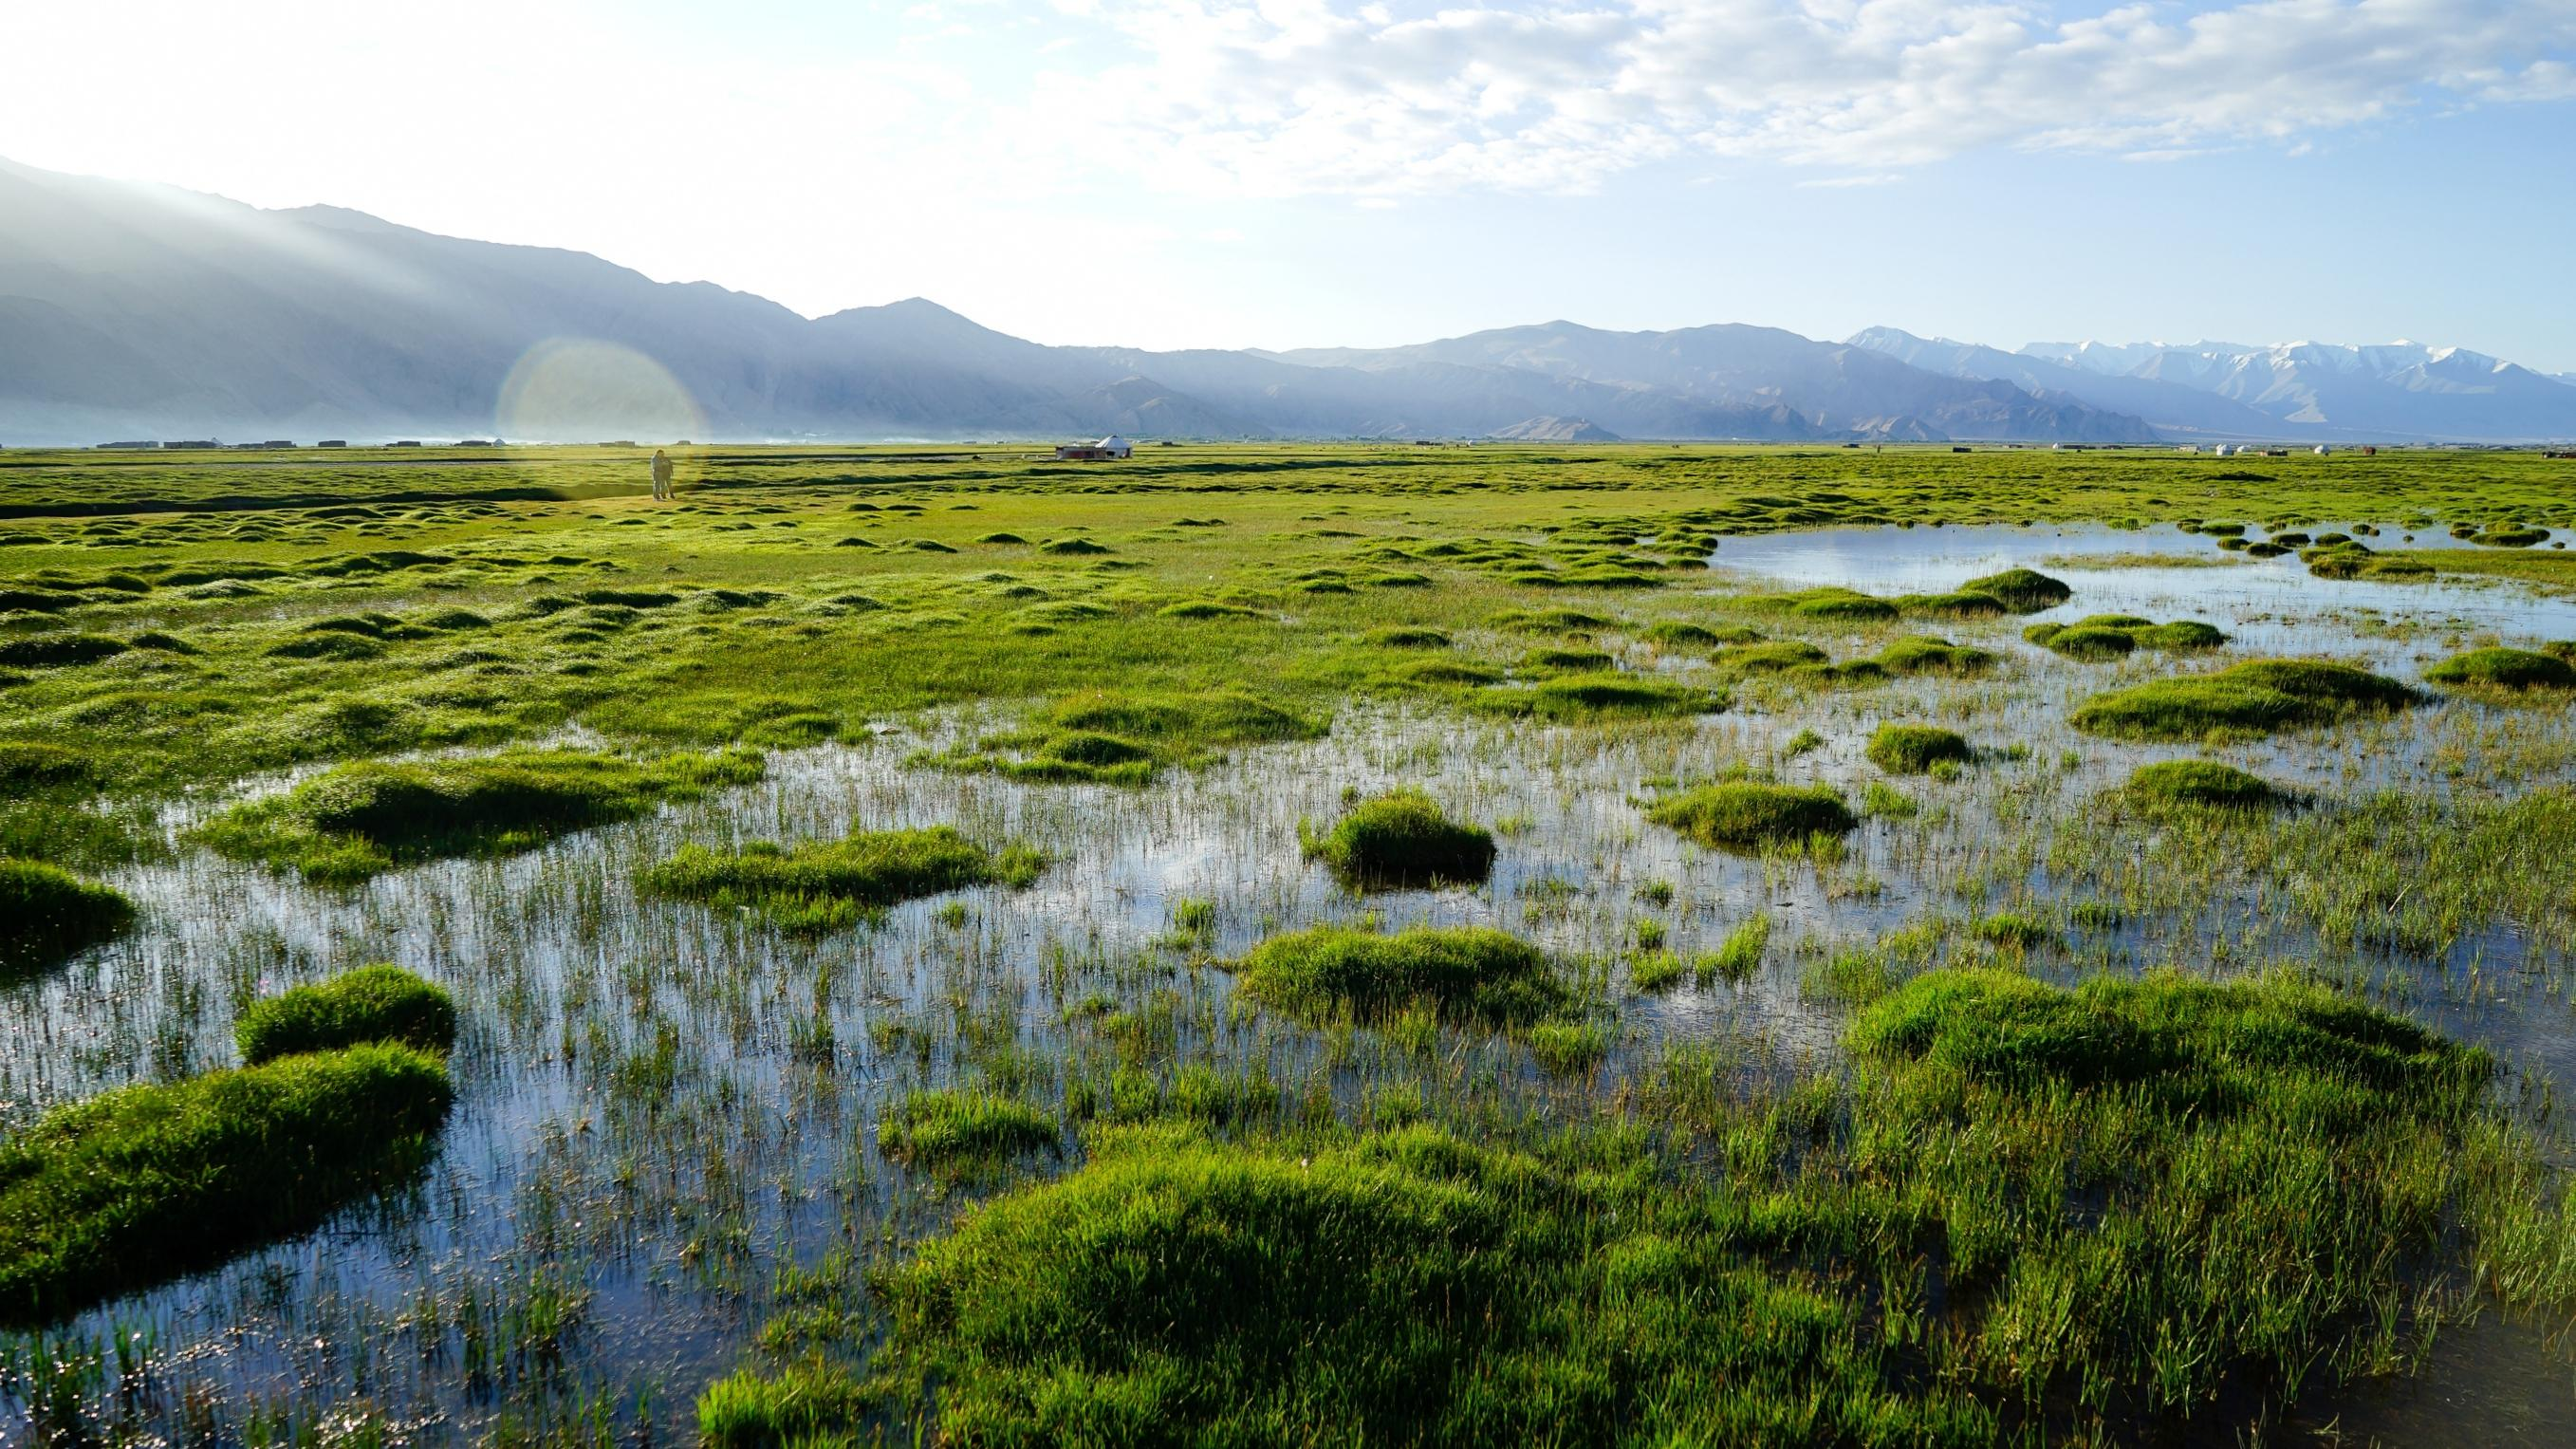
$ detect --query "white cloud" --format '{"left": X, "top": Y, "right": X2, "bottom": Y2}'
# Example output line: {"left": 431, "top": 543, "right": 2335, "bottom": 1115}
{"left": 1020, "top": 0, "right": 2576, "bottom": 195}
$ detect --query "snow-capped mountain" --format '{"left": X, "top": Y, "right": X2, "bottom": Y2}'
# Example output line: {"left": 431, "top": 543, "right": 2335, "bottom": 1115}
{"left": 1855, "top": 328, "right": 2576, "bottom": 442}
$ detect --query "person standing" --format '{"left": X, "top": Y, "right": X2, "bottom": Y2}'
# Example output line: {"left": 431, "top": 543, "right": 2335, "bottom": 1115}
{"left": 650, "top": 448, "right": 674, "bottom": 501}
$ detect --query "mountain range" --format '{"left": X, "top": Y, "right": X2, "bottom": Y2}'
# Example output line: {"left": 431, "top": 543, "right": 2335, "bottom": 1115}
{"left": 1848, "top": 329, "right": 2576, "bottom": 443}
{"left": 2, "top": 155, "right": 2568, "bottom": 447}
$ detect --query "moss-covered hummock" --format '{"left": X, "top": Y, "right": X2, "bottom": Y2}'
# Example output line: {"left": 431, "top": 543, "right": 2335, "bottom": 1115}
{"left": 1865, "top": 724, "right": 1971, "bottom": 774}
{"left": 1646, "top": 782, "right": 1857, "bottom": 850}
{"left": 198, "top": 749, "right": 767, "bottom": 882}
{"left": 235, "top": 964, "right": 458, "bottom": 1065}
{"left": 0, "top": 1043, "right": 454, "bottom": 1325}
{"left": 1228, "top": 924, "right": 1571, "bottom": 1031}
{"left": 2119, "top": 760, "right": 2287, "bottom": 813}
{"left": 1303, "top": 790, "right": 1496, "bottom": 888}
{"left": 642, "top": 827, "right": 1043, "bottom": 933}
{"left": 1958, "top": 567, "right": 2073, "bottom": 612}
{"left": 2424, "top": 647, "right": 2576, "bottom": 693}
{"left": 0, "top": 858, "right": 135, "bottom": 975}
{"left": 2071, "top": 659, "right": 2418, "bottom": 741}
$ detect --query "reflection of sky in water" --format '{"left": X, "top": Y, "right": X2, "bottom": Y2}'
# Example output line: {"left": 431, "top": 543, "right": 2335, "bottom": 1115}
{"left": 1709, "top": 522, "right": 2576, "bottom": 661}
{"left": 13, "top": 523, "right": 2576, "bottom": 1439}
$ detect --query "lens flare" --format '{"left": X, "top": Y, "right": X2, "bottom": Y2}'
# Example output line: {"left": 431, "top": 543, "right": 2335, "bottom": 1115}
{"left": 494, "top": 338, "right": 704, "bottom": 442}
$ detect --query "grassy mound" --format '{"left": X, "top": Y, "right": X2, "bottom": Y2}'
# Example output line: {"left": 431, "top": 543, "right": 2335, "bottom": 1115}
{"left": 1762, "top": 587, "right": 1899, "bottom": 622}
{"left": 1716, "top": 641, "right": 1827, "bottom": 673}
{"left": 2120, "top": 760, "right": 2287, "bottom": 812}
{"left": 1229, "top": 924, "right": 1570, "bottom": 1031}
{"left": 2072, "top": 659, "right": 2418, "bottom": 741}
{"left": 1958, "top": 567, "right": 2073, "bottom": 612}
{"left": 1872, "top": 636, "right": 1995, "bottom": 676}
{"left": 1518, "top": 646, "right": 1614, "bottom": 674}
{"left": 642, "top": 827, "right": 1041, "bottom": 934}
{"left": 199, "top": 749, "right": 766, "bottom": 882}
{"left": 1866, "top": 724, "right": 1971, "bottom": 774}
{"left": 921, "top": 691, "right": 1325, "bottom": 784}
{"left": 1303, "top": 790, "right": 1496, "bottom": 888}
{"left": 2029, "top": 616, "right": 2228, "bottom": 658}
{"left": 0, "top": 859, "right": 135, "bottom": 976}
{"left": 2424, "top": 647, "right": 2576, "bottom": 692}
{"left": 728, "top": 967, "right": 2514, "bottom": 1444}
{"left": 1365, "top": 626, "right": 1452, "bottom": 648}
{"left": 1646, "top": 782, "right": 1857, "bottom": 851}
{"left": 1893, "top": 590, "right": 2010, "bottom": 618}
{"left": 2040, "top": 623, "right": 2135, "bottom": 659}
{"left": 0, "top": 634, "right": 128, "bottom": 669}
{"left": 878, "top": 1088, "right": 1059, "bottom": 1174}
{"left": 1475, "top": 674, "right": 1723, "bottom": 721}
{"left": 1638, "top": 621, "right": 1730, "bottom": 647}
{"left": 235, "top": 964, "right": 457, "bottom": 1066}
{"left": 0, "top": 1043, "right": 454, "bottom": 1325}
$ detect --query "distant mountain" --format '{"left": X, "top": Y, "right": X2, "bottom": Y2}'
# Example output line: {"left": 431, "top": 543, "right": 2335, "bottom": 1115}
{"left": 1489, "top": 416, "right": 1620, "bottom": 441}
{"left": 0, "top": 155, "right": 2161, "bottom": 445}
{"left": 1861, "top": 326, "right": 2576, "bottom": 442}
{"left": 1277, "top": 321, "right": 2154, "bottom": 444}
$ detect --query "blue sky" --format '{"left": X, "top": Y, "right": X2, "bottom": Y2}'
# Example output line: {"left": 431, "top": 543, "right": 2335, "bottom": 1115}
{"left": 7, "top": 0, "right": 2573, "bottom": 368}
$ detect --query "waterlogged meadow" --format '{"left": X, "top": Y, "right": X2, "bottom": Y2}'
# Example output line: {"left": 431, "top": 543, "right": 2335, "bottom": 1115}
{"left": 6, "top": 441, "right": 2576, "bottom": 1443}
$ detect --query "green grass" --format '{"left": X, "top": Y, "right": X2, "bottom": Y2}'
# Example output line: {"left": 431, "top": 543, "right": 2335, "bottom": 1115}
{"left": 1865, "top": 724, "right": 1971, "bottom": 774}
{"left": 1227, "top": 924, "right": 1573, "bottom": 1032}
{"left": 715, "top": 966, "right": 2548, "bottom": 1444}
{"left": 1646, "top": 781, "right": 1857, "bottom": 850}
{"left": 1957, "top": 567, "right": 2072, "bottom": 612}
{"left": 1475, "top": 674, "right": 1723, "bottom": 721}
{"left": 2424, "top": 646, "right": 2576, "bottom": 693}
{"left": 0, "top": 1043, "right": 454, "bottom": 1325}
{"left": 2071, "top": 658, "right": 2418, "bottom": 741}
{"left": 640, "top": 827, "right": 1043, "bottom": 933}
{"left": 0, "top": 858, "right": 135, "bottom": 976}
{"left": 197, "top": 748, "right": 766, "bottom": 882}
{"left": 1302, "top": 789, "right": 1497, "bottom": 888}
{"left": 2120, "top": 759, "right": 2289, "bottom": 813}
{"left": 877, "top": 1088, "right": 1060, "bottom": 1174}
{"left": 234, "top": 964, "right": 458, "bottom": 1065}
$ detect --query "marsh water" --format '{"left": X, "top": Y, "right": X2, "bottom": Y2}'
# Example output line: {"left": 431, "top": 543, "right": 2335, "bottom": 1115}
{"left": 12, "top": 519, "right": 2576, "bottom": 1442}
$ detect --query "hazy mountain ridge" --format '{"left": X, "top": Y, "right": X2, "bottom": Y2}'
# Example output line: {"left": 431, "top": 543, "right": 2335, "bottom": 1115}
{"left": 1856, "top": 326, "right": 2576, "bottom": 442}
{"left": 3, "top": 155, "right": 2146, "bottom": 444}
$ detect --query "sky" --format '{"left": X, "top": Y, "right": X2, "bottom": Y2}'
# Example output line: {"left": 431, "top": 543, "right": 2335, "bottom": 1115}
{"left": 5, "top": 0, "right": 2574, "bottom": 369}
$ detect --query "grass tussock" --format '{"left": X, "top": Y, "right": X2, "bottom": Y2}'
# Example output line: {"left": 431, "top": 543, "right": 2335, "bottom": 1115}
{"left": 1865, "top": 723, "right": 1971, "bottom": 775}
{"left": 877, "top": 1088, "right": 1060, "bottom": 1175}
{"left": 920, "top": 690, "right": 1324, "bottom": 785}
{"left": 198, "top": 749, "right": 766, "bottom": 882}
{"left": 641, "top": 827, "right": 1041, "bottom": 933}
{"left": 2071, "top": 658, "right": 2418, "bottom": 742}
{"left": 1475, "top": 674, "right": 1723, "bottom": 722}
{"left": 2119, "top": 759, "right": 2289, "bottom": 813}
{"left": 0, "top": 1043, "right": 454, "bottom": 1325}
{"left": 1303, "top": 789, "right": 1497, "bottom": 888}
{"left": 0, "top": 858, "right": 135, "bottom": 976}
{"left": 1646, "top": 782, "right": 1857, "bottom": 851}
{"left": 1229, "top": 924, "right": 1573, "bottom": 1032}
{"left": 1958, "top": 567, "right": 2073, "bottom": 612}
{"left": 235, "top": 964, "right": 457, "bottom": 1065}
{"left": 2028, "top": 615, "right": 2228, "bottom": 659}
{"left": 2424, "top": 646, "right": 2576, "bottom": 693}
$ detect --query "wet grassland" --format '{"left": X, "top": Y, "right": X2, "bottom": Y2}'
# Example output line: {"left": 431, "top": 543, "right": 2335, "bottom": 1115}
{"left": 6, "top": 442, "right": 2576, "bottom": 1443}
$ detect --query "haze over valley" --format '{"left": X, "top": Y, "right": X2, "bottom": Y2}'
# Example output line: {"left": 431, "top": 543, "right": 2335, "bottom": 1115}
{"left": 9, "top": 156, "right": 2572, "bottom": 449}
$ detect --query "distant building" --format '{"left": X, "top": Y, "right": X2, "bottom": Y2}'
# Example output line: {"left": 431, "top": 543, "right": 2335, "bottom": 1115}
{"left": 1055, "top": 435, "right": 1134, "bottom": 461}
{"left": 316, "top": 439, "right": 348, "bottom": 449}
{"left": 389, "top": 439, "right": 422, "bottom": 448}
{"left": 2177, "top": 445, "right": 2201, "bottom": 455}
{"left": 95, "top": 440, "right": 158, "bottom": 451}
{"left": 2313, "top": 445, "right": 2331, "bottom": 455}
{"left": 161, "top": 439, "right": 218, "bottom": 450}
